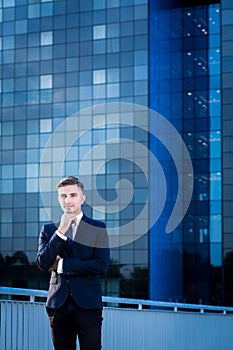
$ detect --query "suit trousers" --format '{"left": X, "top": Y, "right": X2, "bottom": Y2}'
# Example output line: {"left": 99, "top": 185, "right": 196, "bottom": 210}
{"left": 46, "top": 295, "right": 103, "bottom": 350}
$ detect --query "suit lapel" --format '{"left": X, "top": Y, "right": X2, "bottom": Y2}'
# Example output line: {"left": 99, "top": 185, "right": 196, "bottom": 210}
{"left": 66, "top": 225, "right": 73, "bottom": 240}
{"left": 74, "top": 215, "right": 86, "bottom": 242}
{"left": 74, "top": 215, "right": 96, "bottom": 247}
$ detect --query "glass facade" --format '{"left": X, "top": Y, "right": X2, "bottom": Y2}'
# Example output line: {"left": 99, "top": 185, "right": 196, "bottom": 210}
{"left": 0, "top": 0, "right": 150, "bottom": 299}
{"left": 0, "top": 0, "right": 232, "bottom": 306}
{"left": 149, "top": 1, "right": 222, "bottom": 304}
{"left": 222, "top": 0, "right": 233, "bottom": 306}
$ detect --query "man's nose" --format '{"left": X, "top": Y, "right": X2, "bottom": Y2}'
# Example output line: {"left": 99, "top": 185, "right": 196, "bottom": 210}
{"left": 64, "top": 196, "right": 72, "bottom": 203}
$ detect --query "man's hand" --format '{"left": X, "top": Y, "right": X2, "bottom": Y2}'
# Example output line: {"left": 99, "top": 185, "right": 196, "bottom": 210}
{"left": 57, "top": 213, "right": 76, "bottom": 235}
{"left": 49, "top": 255, "right": 61, "bottom": 271}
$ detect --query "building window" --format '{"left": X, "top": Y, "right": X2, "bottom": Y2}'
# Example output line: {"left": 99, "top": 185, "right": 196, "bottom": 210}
{"left": 40, "top": 74, "right": 53, "bottom": 89}
{"left": 93, "top": 25, "right": 106, "bottom": 39}
{"left": 93, "top": 69, "right": 106, "bottom": 84}
{"left": 41, "top": 31, "right": 53, "bottom": 46}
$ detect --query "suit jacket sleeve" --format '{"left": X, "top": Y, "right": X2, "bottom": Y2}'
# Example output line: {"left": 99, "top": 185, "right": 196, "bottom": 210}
{"left": 36, "top": 223, "right": 68, "bottom": 271}
{"left": 63, "top": 222, "right": 110, "bottom": 276}
{"left": 63, "top": 251, "right": 110, "bottom": 276}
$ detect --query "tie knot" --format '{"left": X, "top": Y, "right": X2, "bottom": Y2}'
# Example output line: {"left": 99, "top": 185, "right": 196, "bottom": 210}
{"left": 72, "top": 221, "right": 77, "bottom": 228}
{"left": 72, "top": 219, "right": 80, "bottom": 230}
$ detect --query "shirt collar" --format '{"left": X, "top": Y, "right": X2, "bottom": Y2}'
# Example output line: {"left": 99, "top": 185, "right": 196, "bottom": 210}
{"left": 75, "top": 211, "right": 83, "bottom": 223}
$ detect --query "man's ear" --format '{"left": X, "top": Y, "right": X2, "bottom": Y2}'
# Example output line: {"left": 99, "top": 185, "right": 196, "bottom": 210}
{"left": 81, "top": 194, "right": 86, "bottom": 204}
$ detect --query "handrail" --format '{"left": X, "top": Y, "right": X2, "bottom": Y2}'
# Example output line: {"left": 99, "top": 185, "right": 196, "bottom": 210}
{"left": 0, "top": 286, "right": 47, "bottom": 302}
{"left": 1, "top": 286, "right": 233, "bottom": 314}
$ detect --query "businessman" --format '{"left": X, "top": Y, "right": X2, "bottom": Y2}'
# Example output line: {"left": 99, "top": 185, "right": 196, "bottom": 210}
{"left": 37, "top": 176, "right": 110, "bottom": 350}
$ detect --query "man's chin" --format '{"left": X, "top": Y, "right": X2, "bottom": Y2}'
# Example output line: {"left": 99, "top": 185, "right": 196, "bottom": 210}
{"left": 65, "top": 208, "right": 74, "bottom": 213}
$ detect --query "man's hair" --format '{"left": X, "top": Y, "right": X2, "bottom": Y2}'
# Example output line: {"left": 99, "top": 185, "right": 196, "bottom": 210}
{"left": 56, "top": 176, "right": 84, "bottom": 193}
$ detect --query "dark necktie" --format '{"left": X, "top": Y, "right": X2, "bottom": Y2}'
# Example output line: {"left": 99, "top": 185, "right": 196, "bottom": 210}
{"left": 65, "top": 224, "right": 73, "bottom": 240}
{"left": 66, "top": 221, "right": 78, "bottom": 240}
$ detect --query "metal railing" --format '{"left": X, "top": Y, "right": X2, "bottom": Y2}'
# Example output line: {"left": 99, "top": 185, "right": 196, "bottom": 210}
{"left": 1, "top": 286, "right": 233, "bottom": 350}
{"left": 1, "top": 286, "right": 233, "bottom": 314}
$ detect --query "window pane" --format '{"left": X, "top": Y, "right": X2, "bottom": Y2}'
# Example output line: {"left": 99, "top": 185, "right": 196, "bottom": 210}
{"left": 93, "top": 69, "right": 106, "bottom": 84}
{"left": 93, "top": 25, "right": 106, "bottom": 39}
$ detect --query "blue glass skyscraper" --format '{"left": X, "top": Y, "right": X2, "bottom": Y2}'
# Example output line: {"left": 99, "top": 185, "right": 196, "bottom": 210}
{"left": 0, "top": 0, "right": 233, "bottom": 306}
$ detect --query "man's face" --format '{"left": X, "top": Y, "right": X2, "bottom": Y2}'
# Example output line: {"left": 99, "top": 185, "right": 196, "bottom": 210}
{"left": 57, "top": 184, "right": 86, "bottom": 215}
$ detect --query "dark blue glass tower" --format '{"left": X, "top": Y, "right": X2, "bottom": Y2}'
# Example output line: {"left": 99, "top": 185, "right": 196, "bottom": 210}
{"left": 149, "top": 1, "right": 221, "bottom": 303}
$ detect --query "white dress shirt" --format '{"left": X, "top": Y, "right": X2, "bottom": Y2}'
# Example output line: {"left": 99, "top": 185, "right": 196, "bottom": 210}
{"left": 56, "top": 211, "right": 83, "bottom": 274}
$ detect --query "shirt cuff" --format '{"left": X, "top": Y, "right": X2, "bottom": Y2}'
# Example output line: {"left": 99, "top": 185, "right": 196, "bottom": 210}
{"left": 57, "top": 258, "right": 63, "bottom": 274}
{"left": 55, "top": 230, "right": 67, "bottom": 241}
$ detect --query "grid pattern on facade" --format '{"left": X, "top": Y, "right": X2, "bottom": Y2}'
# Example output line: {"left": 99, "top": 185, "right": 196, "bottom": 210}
{"left": 0, "top": 0, "right": 149, "bottom": 298}
{"left": 149, "top": 2, "right": 222, "bottom": 304}
{"left": 221, "top": 0, "right": 233, "bottom": 305}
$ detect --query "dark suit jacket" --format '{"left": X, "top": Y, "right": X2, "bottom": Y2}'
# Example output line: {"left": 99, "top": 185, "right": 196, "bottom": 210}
{"left": 37, "top": 214, "right": 110, "bottom": 310}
